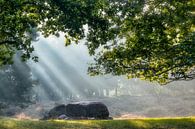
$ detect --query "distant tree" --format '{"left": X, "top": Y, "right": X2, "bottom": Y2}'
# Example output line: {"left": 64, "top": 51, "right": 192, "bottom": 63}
{"left": 0, "top": 0, "right": 194, "bottom": 84}
{"left": 0, "top": 53, "right": 35, "bottom": 104}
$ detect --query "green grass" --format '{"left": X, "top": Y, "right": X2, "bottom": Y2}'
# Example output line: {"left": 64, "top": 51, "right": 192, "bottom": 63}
{"left": 0, "top": 117, "right": 195, "bottom": 129}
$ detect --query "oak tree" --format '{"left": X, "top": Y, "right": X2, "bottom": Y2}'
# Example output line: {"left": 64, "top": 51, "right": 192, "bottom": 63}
{"left": 0, "top": 0, "right": 195, "bottom": 84}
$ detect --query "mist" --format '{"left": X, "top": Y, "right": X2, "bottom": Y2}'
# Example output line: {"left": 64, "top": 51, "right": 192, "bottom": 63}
{"left": 0, "top": 35, "right": 195, "bottom": 119}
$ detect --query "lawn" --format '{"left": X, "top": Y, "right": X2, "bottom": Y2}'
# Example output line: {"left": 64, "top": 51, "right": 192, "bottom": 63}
{"left": 0, "top": 117, "right": 195, "bottom": 129}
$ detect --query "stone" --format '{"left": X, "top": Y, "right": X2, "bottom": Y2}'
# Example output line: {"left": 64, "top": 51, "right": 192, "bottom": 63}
{"left": 42, "top": 101, "right": 110, "bottom": 120}
{"left": 66, "top": 101, "right": 109, "bottom": 119}
{"left": 58, "top": 114, "right": 68, "bottom": 119}
{"left": 43, "top": 104, "right": 66, "bottom": 119}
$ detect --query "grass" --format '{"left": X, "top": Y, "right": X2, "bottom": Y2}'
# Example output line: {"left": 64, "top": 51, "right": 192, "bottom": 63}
{"left": 0, "top": 117, "right": 195, "bottom": 129}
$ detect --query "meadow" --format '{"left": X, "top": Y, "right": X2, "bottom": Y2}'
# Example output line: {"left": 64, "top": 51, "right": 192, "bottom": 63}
{"left": 0, "top": 117, "right": 195, "bottom": 129}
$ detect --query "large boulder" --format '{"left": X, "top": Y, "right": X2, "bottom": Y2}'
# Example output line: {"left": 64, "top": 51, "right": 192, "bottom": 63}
{"left": 66, "top": 101, "right": 109, "bottom": 119}
{"left": 43, "top": 104, "right": 66, "bottom": 119}
{"left": 43, "top": 101, "right": 110, "bottom": 120}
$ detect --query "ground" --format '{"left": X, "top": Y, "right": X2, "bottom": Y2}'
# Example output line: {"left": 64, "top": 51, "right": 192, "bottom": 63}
{"left": 17, "top": 94, "right": 195, "bottom": 119}
{"left": 0, "top": 117, "right": 195, "bottom": 129}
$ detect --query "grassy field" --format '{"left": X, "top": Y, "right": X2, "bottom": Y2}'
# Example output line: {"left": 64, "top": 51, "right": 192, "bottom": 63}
{"left": 0, "top": 117, "right": 195, "bottom": 129}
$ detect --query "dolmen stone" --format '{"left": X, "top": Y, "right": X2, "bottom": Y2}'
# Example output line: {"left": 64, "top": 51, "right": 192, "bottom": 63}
{"left": 43, "top": 101, "right": 110, "bottom": 120}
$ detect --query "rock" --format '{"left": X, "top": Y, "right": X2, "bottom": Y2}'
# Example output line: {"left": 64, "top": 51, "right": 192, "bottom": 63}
{"left": 43, "top": 104, "right": 66, "bottom": 119}
{"left": 66, "top": 101, "right": 109, "bottom": 119}
{"left": 42, "top": 101, "right": 110, "bottom": 120}
{"left": 58, "top": 114, "right": 68, "bottom": 119}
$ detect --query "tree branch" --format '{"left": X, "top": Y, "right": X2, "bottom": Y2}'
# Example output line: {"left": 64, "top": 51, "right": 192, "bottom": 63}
{"left": 0, "top": 40, "right": 16, "bottom": 45}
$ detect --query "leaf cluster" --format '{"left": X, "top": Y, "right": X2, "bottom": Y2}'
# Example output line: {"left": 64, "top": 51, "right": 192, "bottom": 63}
{"left": 0, "top": 0, "right": 195, "bottom": 84}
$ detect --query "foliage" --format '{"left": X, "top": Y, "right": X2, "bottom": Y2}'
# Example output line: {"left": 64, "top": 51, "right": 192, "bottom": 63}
{"left": 88, "top": 0, "right": 195, "bottom": 84}
{"left": 0, "top": 117, "right": 195, "bottom": 129}
{"left": 0, "top": 0, "right": 109, "bottom": 63}
{"left": 0, "top": 0, "right": 195, "bottom": 84}
{"left": 0, "top": 53, "right": 35, "bottom": 103}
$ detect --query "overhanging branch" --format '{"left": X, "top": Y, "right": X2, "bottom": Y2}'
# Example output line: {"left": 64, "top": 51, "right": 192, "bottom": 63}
{"left": 0, "top": 40, "right": 16, "bottom": 45}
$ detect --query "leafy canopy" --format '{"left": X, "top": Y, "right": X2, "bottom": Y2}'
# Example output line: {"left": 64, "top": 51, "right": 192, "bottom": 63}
{"left": 89, "top": 0, "right": 195, "bottom": 84}
{"left": 0, "top": 0, "right": 195, "bottom": 84}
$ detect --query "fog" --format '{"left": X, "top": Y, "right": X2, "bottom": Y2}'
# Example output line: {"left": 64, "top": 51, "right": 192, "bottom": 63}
{"left": 0, "top": 35, "right": 195, "bottom": 119}
{"left": 29, "top": 35, "right": 121, "bottom": 101}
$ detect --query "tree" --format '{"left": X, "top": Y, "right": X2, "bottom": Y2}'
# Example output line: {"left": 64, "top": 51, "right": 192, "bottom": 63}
{"left": 0, "top": 0, "right": 109, "bottom": 64}
{"left": 88, "top": 0, "right": 195, "bottom": 84}
{"left": 0, "top": 52, "right": 36, "bottom": 104}
{"left": 0, "top": 0, "right": 195, "bottom": 84}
